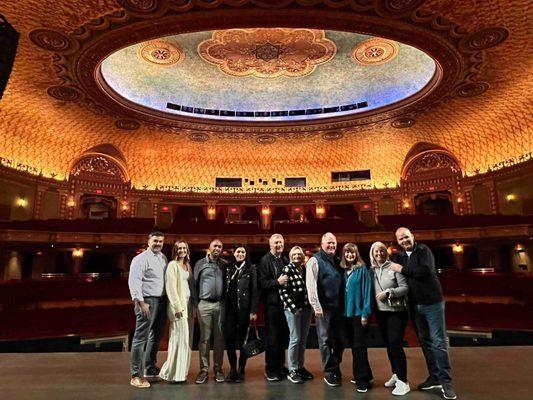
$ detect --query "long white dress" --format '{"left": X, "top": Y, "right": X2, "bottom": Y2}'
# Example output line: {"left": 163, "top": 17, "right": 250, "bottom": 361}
{"left": 159, "top": 261, "right": 192, "bottom": 382}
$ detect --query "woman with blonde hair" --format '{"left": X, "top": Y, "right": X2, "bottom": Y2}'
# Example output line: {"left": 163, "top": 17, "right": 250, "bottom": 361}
{"left": 341, "top": 242, "right": 373, "bottom": 393}
{"left": 159, "top": 241, "right": 194, "bottom": 382}
{"left": 279, "top": 246, "right": 313, "bottom": 384}
{"left": 369, "top": 241, "right": 410, "bottom": 395}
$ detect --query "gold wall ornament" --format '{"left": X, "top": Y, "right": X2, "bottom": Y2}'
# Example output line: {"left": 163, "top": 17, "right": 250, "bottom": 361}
{"left": 137, "top": 40, "right": 184, "bottom": 66}
{"left": 71, "top": 156, "right": 126, "bottom": 181}
{"left": 197, "top": 28, "right": 336, "bottom": 78}
{"left": 352, "top": 38, "right": 400, "bottom": 66}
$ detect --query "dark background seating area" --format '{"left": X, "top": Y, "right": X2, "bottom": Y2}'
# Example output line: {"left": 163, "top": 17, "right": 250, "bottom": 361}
{"left": 0, "top": 218, "right": 155, "bottom": 233}
{"left": 1, "top": 273, "right": 532, "bottom": 345}
{"left": 378, "top": 214, "right": 533, "bottom": 231}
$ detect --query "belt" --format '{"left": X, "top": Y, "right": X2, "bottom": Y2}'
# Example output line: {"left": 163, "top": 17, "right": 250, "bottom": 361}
{"left": 201, "top": 298, "right": 221, "bottom": 303}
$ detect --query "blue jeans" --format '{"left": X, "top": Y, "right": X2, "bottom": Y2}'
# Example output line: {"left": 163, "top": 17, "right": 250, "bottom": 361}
{"left": 315, "top": 306, "right": 344, "bottom": 375}
{"left": 413, "top": 301, "right": 452, "bottom": 383}
{"left": 284, "top": 308, "right": 312, "bottom": 372}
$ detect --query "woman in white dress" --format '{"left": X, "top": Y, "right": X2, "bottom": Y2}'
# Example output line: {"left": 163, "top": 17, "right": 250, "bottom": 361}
{"left": 159, "top": 241, "right": 194, "bottom": 382}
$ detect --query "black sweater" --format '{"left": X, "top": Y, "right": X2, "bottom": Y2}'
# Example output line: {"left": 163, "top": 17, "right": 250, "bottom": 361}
{"left": 391, "top": 243, "right": 443, "bottom": 305}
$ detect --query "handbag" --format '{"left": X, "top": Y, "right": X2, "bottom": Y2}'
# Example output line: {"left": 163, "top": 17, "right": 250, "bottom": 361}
{"left": 241, "top": 324, "right": 265, "bottom": 359}
{"left": 387, "top": 295, "right": 407, "bottom": 309}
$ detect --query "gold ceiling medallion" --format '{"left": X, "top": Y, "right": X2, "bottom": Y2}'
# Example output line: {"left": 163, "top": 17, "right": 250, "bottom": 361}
{"left": 352, "top": 38, "right": 400, "bottom": 66}
{"left": 197, "top": 28, "right": 336, "bottom": 78}
{"left": 137, "top": 40, "right": 184, "bottom": 66}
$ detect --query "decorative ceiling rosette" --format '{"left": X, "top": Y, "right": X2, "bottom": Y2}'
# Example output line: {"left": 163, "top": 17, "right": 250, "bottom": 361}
{"left": 137, "top": 39, "right": 184, "bottom": 66}
{"left": 352, "top": 38, "right": 400, "bottom": 66}
{"left": 197, "top": 28, "right": 336, "bottom": 78}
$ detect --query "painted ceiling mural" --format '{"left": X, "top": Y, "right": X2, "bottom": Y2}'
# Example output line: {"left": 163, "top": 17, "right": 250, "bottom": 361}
{"left": 99, "top": 29, "right": 436, "bottom": 122}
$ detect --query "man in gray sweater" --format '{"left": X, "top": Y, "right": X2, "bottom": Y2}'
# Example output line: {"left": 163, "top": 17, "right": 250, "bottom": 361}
{"left": 193, "top": 238, "right": 227, "bottom": 384}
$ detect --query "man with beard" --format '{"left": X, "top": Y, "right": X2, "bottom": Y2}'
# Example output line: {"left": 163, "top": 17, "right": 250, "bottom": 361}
{"left": 128, "top": 231, "right": 168, "bottom": 388}
{"left": 390, "top": 227, "right": 457, "bottom": 400}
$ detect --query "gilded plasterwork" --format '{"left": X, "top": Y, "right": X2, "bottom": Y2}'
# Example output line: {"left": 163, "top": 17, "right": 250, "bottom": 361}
{"left": 197, "top": 28, "right": 336, "bottom": 78}
{"left": 352, "top": 39, "right": 400, "bottom": 66}
{"left": 0, "top": 0, "right": 530, "bottom": 192}
{"left": 137, "top": 40, "right": 184, "bottom": 66}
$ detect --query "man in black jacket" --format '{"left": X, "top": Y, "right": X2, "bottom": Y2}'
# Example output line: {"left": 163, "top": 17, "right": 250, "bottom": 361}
{"left": 257, "top": 233, "right": 289, "bottom": 382}
{"left": 391, "top": 227, "right": 457, "bottom": 400}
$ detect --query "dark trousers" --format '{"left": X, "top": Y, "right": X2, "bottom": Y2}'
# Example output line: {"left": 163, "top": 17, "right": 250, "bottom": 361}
{"left": 316, "top": 306, "right": 344, "bottom": 375}
{"left": 130, "top": 296, "right": 167, "bottom": 377}
{"left": 264, "top": 303, "right": 288, "bottom": 372}
{"left": 343, "top": 316, "right": 373, "bottom": 385}
{"left": 375, "top": 310, "right": 408, "bottom": 382}
{"left": 225, "top": 307, "right": 250, "bottom": 372}
{"left": 411, "top": 301, "right": 452, "bottom": 383}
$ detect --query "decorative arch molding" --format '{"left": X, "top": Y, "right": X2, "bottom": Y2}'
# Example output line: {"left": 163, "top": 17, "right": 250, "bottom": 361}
{"left": 69, "top": 144, "right": 129, "bottom": 183}
{"left": 401, "top": 142, "right": 461, "bottom": 180}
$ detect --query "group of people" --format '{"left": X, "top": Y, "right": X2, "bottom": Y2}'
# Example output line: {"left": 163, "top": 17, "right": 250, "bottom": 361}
{"left": 127, "top": 227, "right": 457, "bottom": 400}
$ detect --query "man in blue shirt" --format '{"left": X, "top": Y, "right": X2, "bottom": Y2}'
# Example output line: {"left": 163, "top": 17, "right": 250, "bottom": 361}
{"left": 128, "top": 231, "right": 168, "bottom": 388}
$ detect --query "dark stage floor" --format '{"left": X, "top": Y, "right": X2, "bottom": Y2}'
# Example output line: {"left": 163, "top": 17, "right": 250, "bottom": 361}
{"left": 1, "top": 347, "right": 531, "bottom": 400}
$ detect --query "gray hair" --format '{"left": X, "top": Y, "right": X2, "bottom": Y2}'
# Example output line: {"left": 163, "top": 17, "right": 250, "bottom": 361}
{"left": 369, "top": 241, "right": 389, "bottom": 267}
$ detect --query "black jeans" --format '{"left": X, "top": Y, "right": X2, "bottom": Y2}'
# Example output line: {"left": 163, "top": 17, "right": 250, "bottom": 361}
{"left": 264, "top": 303, "right": 288, "bottom": 373}
{"left": 225, "top": 307, "right": 251, "bottom": 371}
{"left": 343, "top": 316, "right": 373, "bottom": 385}
{"left": 375, "top": 310, "right": 408, "bottom": 382}
{"left": 130, "top": 296, "right": 168, "bottom": 377}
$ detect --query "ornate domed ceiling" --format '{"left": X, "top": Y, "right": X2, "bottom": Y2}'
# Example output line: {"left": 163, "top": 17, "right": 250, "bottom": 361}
{"left": 99, "top": 29, "right": 436, "bottom": 122}
{"left": 0, "top": 0, "right": 531, "bottom": 192}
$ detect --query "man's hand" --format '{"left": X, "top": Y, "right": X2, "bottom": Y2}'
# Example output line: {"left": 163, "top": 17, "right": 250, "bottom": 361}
{"left": 361, "top": 317, "right": 368, "bottom": 327}
{"left": 376, "top": 291, "right": 389, "bottom": 301}
{"left": 315, "top": 310, "right": 323, "bottom": 318}
{"left": 175, "top": 311, "right": 183, "bottom": 319}
{"left": 138, "top": 301, "right": 150, "bottom": 318}
{"left": 390, "top": 263, "right": 403, "bottom": 273}
{"left": 250, "top": 313, "right": 257, "bottom": 321}
{"left": 277, "top": 274, "right": 289, "bottom": 286}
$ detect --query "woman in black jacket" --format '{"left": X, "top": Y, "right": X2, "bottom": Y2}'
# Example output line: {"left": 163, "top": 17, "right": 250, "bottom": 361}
{"left": 224, "top": 244, "right": 258, "bottom": 382}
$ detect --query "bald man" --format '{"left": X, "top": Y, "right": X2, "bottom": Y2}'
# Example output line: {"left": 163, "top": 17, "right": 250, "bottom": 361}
{"left": 257, "top": 233, "right": 289, "bottom": 382}
{"left": 306, "top": 232, "right": 344, "bottom": 387}
{"left": 193, "top": 239, "right": 227, "bottom": 384}
{"left": 390, "top": 228, "right": 456, "bottom": 400}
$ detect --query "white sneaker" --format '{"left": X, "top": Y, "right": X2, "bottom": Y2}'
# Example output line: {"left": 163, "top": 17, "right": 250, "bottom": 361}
{"left": 392, "top": 379, "right": 410, "bottom": 396}
{"left": 384, "top": 374, "right": 398, "bottom": 388}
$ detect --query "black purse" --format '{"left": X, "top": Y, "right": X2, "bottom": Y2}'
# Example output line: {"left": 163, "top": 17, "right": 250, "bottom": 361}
{"left": 241, "top": 324, "right": 265, "bottom": 359}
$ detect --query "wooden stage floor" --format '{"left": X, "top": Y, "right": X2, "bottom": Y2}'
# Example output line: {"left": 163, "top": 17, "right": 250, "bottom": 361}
{"left": 0, "top": 347, "right": 531, "bottom": 400}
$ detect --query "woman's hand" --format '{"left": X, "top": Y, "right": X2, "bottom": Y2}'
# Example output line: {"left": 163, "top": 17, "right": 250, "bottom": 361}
{"left": 250, "top": 313, "right": 257, "bottom": 321}
{"left": 376, "top": 290, "right": 389, "bottom": 301}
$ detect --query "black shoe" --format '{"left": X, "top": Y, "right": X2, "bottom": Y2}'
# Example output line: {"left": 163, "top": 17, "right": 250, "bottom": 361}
{"left": 441, "top": 383, "right": 457, "bottom": 399}
{"left": 356, "top": 382, "right": 370, "bottom": 393}
{"left": 279, "top": 366, "right": 289, "bottom": 376}
{"left": 324, "top": 372, "right": 341, "bottom": 387}
{"left": 288, "top": 371, "right": 304, "bottom": 384}
{"left": 264, "top": 370, "right": 281, "bottom": 382}
{"left": 418, "top": 376, "right": 442, "bottom": 391}
{"left": 226, "top": 368, "right": 238, "bottom": 383}
{"left": 236, "top": 367, "right": 245, "bottom": 382}
{"left": 144, "top": 366, "right": 160, "bottom": 378}
{"left": 297, "top": 368, "right": 314, "bottom": 380}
